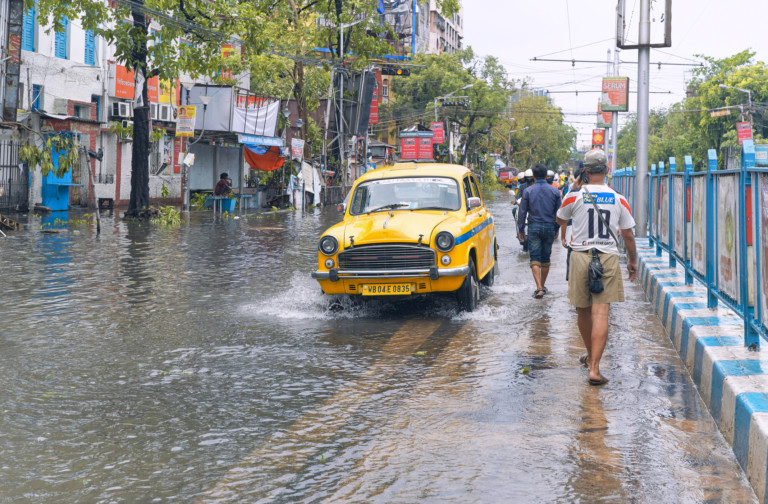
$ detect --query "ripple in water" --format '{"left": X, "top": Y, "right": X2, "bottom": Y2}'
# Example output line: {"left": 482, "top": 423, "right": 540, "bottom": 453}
{"left": 241, "top": 273, "right": 525, "bottom": 322}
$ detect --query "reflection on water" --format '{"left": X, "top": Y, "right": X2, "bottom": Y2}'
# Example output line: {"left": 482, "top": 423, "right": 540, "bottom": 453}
{"left": 0, "top": 200, "right": 758, "bottom": 503}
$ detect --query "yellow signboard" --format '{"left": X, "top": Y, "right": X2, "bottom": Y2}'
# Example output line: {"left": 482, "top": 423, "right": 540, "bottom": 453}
{"left": 710, "top": 109, "right": 732, "bottom": 118}
{"left": 176, "top": 105, "right": 196, "bottom": 137}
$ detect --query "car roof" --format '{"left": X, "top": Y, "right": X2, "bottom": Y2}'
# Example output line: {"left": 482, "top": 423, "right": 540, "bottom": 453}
{"left": 356, "top": 163, "right": 472, "bottom": 183}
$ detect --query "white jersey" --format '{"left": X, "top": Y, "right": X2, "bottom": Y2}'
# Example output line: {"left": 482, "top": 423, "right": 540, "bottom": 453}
{"left": 557, "top": 184, "right": 635, "bottom": 254}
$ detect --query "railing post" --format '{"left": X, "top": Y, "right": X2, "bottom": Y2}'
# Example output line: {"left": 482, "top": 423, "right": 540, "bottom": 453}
{"left": 649, "top": 164, "right": 656, "bottom": 248}
{"left": 684, "top": 156, "right": 693, "bottom": 286}
{"left": 706, "top": 149, "right": 718, "bottom": 309}
{"left": 740, "top": 140, "right": 758, "bottom": 347}
{"left": 656, "top": 162, "right": 664, "bottom": 257}
{"left": 668, "top": 157, "right": 676, "bottom": 268}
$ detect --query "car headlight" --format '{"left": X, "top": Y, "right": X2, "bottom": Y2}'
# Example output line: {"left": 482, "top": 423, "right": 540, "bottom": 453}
{"left": 318, "top": 235, "right": 339, "bottom": 256}
{"left": 435, "top": 231, "right": 455, "bottom": 252}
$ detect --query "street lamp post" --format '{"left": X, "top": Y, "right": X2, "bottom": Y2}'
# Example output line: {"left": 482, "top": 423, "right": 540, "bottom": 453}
{"left": 719, "top": 84, "right": 752, "bottom": 122}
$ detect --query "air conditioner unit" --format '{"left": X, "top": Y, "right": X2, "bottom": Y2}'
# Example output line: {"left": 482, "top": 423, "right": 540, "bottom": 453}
{"left": 150, "top": 103, "right": 158, "bottom": 120}
{"left": 121, "top": 119, "right": 134, "bottom": 130}
{"left": 112, "top": 101, "right": 132, "bottom": 118}
{"left": 159, "top": 104, "right": 173, "bottom": 122}
{"left": 52, "top": 98, "right": 69, "bottom": 115}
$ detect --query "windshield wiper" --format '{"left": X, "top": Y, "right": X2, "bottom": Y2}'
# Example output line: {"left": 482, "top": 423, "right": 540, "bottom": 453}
{"left": 366, "top": 203, "right": 409, "bottom": 213}
{"left": 417, "top": 206, "right": 452, "bottom": 211}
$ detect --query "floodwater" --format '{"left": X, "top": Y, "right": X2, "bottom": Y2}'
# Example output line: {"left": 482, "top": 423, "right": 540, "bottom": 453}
{"left": 0, "top": 194, "right": 757, "bottom": 503}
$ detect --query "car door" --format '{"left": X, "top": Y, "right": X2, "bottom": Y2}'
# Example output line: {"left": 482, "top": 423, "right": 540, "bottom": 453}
{"left": 469, "top": 175, "right": 492, "bottom": 274}
{"left": 462, "top": 175, "right": 485, "bottom": 273}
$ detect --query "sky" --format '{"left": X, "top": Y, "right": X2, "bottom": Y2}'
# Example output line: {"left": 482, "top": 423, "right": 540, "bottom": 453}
{"left": 463, "top": 0, "right": 768, "bottom": 150}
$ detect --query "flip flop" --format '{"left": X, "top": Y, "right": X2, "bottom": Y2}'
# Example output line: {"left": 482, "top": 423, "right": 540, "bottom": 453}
{"left": 542, "top": 287, "right": 548, "bottom": 294}
{"left": 588, "top": 375, "right": 609, "bottom": 386}
{"left": 533, "top": 289, "right": 545, "bottom": 299}
{"left": 578, "top": 354, "right": 589, "bottom": 367}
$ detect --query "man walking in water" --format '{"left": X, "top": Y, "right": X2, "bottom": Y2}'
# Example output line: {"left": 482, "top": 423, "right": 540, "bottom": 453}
{"left": 556, "top": 149, "right": 637, "bottom": 386}
{"left": 518, "top": 164, "right": 561, "bottom": 298}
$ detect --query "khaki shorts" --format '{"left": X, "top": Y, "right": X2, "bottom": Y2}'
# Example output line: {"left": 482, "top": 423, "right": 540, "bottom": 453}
{"left": 567, "top": 250, "right": 625, "bottom": 308}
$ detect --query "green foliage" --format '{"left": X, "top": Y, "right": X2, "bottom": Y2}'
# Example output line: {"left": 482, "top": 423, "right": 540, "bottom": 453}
{"left": 617, "top": 50, "right": 768, "bottom": 170}
{"left": 161, "top": 183, "right": 169, "bottom": 199}
{"left": 19, "top": 135, "right": 79, "bottom": 177}
{"left": 190, "top": 192, "right": 208, "bottom": 211}
{"left": 150, "top": 205, "right": 181, "bottom": 226}
{"left": 381, "top": 50, "right": 575, "bottom": 169}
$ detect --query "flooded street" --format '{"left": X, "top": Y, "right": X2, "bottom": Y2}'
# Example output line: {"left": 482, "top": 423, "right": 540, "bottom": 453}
{"left": 0, "top": 193, "right": 757, "bottom": 503}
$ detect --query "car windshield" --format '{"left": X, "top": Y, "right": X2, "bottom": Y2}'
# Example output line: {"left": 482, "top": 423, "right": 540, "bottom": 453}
{"left": 349, "top": 177, "right": 462, "bottom": 215}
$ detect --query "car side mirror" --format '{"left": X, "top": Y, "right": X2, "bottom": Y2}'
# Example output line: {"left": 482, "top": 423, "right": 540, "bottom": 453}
{"left": 468, "top": 197, "right": 482, "bottom": 210}
{"left": 337, "top": 202, "right": 346, "bottom": 212}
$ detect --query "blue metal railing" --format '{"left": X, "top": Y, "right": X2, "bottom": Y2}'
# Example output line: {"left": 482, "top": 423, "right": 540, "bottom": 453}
{"left": 612, "top": 140, "right": 768, "bottom": 347}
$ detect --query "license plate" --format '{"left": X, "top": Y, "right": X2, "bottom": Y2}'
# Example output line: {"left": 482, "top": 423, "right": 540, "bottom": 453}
{"left": 362, "top": 283, "right": 412, "bottom": 296}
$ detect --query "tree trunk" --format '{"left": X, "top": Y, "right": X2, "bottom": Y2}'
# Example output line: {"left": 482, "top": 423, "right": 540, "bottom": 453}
{"left": 125, "top": 0, "right": 151, "bottom": 218}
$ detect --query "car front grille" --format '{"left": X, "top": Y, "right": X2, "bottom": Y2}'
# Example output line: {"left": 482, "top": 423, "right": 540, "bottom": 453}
{"left": 338, "top": 244, "right": 436, "bottom": 270}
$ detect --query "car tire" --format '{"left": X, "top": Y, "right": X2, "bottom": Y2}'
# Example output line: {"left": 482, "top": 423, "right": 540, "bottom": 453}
{"left": 481, "top": 260, "right": 496, "bottom": 287}
{"left": 457, "top": 256, "right": 480, "bottom": 312}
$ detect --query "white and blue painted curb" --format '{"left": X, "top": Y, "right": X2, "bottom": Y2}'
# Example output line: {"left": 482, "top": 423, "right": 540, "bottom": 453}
{"left": 637, "top": 238, "right": 768, "bottom": 503}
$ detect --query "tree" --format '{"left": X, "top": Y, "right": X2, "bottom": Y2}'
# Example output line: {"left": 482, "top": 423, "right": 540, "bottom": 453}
{"left": 32, "top": 0, "right": 260, "bottom": 217}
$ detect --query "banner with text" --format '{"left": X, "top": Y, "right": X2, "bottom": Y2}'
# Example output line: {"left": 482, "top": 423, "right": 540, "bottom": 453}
{"left": 601, "top": 77, "right": 629, "bottom": 112}
{"left": 175, "top": 106, "right": 197, "bottom": 137}
{"left": 717, "top": 174, "right": 740, "bottom": 302}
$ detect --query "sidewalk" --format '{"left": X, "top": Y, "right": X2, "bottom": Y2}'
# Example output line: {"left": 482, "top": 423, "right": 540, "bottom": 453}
{"left": 638, "top": 238, "right": 768, "bottom": 503}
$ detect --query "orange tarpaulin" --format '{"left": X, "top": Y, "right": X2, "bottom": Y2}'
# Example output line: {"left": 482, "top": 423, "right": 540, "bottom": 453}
{"left": 244, "top": 145, "right": 285, "bottom": 172}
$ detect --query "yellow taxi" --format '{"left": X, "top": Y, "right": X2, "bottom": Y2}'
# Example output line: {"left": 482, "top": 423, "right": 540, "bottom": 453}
{"left": 311, "top": 163, "right": 498, "bottom": 311}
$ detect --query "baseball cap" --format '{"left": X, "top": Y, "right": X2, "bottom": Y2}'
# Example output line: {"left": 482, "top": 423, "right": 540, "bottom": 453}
{"left": 583, "top": 149, "right": 608, "bottom": 173}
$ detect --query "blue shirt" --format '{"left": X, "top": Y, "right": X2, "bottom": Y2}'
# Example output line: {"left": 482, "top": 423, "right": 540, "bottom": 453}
{"left": 518, "top": 180, "right": 562, "bottom": 233}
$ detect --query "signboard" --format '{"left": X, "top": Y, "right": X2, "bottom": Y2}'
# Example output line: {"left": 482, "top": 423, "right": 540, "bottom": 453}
{"left": 401, "top": 137, "right": 417, "bottom": 160}
{"left": 710, "top": 109, "right": 731, "bottom": 118}
{"left": 592, "top": 129, "right": 605, "bottom": 146}
{"left": 114, "top": 65, "right": 135, "bottom": 99}
{"left": 659, "top": 180, "right": 669, "bottom": 245}
{"left": 173, "top": 137, "right": 184, "bottom": 173}
{"left": 756, "top": 145, "right": 768, "bottom": 166}
{"left": 691, "top": 177, "right": 706, "bottom": 275}
{"left": 737, "top": 122, "right": 753, "bottom": 145}
{"left": 237, "top": 134, "right": 283, "bottom": 147}
{"left": 430, "top": 122, "right": 444, "bottom": 144}
{"left": 400, "top": 130, "right": 434, "bottom": 138}
{"left": 369, "top": 84, "right": 379, "bottom": 125}
{"left": 601, "top": 77, "right": 629, "bottom": 112}
{"left": 597, "top": 102, "right": 612, "bottom": 129}
{"left": 418, "top": 137, "right": 433, "bottom": 159}
{"left": 291, "top": 138, "right": 305, "bottom": 161}
{"left": 673, "top": 177, "right": 685, "bottom": 255}
{"left": 718, "top": 175, "right": 740, "bottom": 302}
{"left": 175, "top": 105, "right": 197, "bottom": 137}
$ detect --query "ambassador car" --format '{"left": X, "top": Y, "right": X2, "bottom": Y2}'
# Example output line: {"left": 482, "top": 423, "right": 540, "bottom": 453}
{"left": 311, "top": 163, "right": 497, "bottom": 311}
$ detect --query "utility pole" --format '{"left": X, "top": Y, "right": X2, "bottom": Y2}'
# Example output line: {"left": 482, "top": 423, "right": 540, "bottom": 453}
{"left": 634, "top": 0, "right": 650, "bottom": 238}
{"left": 611, "top": 49, "right": 619, "bottom": 175}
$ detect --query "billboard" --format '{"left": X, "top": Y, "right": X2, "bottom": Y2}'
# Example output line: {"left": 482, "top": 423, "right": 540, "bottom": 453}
{"left": 592, "top": 129, "right": 605, "bottom": 146}
{"left": 691, "top": 177, "right": 706, "bottom": 275}
{"left": 430, "top": 122, "right": 444, "bottom": 144}
{"left": 597, "top": 102, "right": 612, "bottom": 128}
{"left": 718, "top": 175, "right": 740, "bottom": 302}
{"left": 737, "top": 122, "right": 753, "bottom": 145}
{"left": 601, "top": 77, "right": 629, "bottom": 112}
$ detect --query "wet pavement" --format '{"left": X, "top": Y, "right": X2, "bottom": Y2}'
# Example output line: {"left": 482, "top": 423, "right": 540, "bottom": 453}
{"left": 0, "top": 194, "right": 758, "bottom": 503}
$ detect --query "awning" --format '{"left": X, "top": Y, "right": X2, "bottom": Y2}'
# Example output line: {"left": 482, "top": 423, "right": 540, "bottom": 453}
{"left": 239, "top": 134, "right": 285, "bottom": 172}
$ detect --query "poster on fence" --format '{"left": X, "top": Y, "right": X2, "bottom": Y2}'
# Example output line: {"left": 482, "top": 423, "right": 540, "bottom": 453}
{"left": 691, "top": 177, "right": 706, "bottom": 275}
{"left": 718, "top": 175, "right": 740, "bottom": 303}
{"left": 761, "top": 175, "right": 768, "bottom": 327}
{"left": 660, "top": 182, "right": 669, "bottom": 245}
{"left": 674, "top": 177, "right": 685, "bottom": 255}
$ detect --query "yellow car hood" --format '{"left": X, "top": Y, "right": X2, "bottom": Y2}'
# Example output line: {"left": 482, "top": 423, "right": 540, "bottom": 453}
{"left": 343, "top": 211, "right": 452, "bottom": 246}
